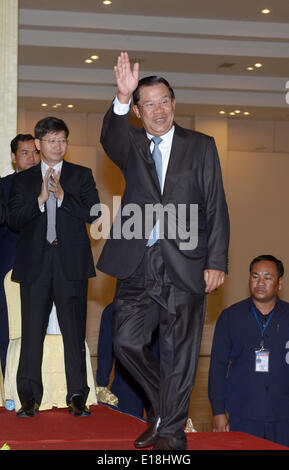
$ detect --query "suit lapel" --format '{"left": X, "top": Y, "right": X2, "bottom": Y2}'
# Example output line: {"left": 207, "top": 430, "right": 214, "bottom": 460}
{"left": 59, "top": 159, "right": 69, "bottom": 188}
{"left": 132, "top": 128, "right": 161, "bottom": 194}
{"left": 162, "top": 124, "right": 190, "bottom": 202}
{"left": 31, "top": 163, "right": 43, "bottom": 195}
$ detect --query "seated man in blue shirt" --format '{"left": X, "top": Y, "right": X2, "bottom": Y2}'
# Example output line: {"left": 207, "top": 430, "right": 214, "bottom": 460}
{"left": 209, "top": 254, "right": 289, "bottom": 447}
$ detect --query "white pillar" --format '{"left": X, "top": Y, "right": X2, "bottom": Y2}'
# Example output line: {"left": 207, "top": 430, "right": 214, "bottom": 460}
{"left": 0, "top": 0, "right": 18, "bottom": 176}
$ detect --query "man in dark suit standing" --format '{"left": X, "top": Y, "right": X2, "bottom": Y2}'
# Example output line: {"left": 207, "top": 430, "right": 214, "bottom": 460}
{"left": 0, "top": 134, "right": 40, "bottom": 376}
{"left": 9, "top": 117, "right": 100, "bottom": 418}
{"left": 97, "top": 52, "right": 230, "bottom": 450}
{"left": 0, "top": 183, "right": 7, "bottom": 225}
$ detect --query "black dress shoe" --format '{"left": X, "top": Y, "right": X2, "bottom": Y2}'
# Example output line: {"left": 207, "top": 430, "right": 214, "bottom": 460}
{"left": 153, "top": 437, "right": 175, "bottom": 450}
{"left": 134, "top": 417, "right": 161, "bottom": 448}
{"left": 17, "top": 399, "right": 39, "bottom": 418}
{"left": 69, "top": 395, "right": 91, "bottom": 417}
{"left": 153, "top": 436, "right": 187, "bottom": 450}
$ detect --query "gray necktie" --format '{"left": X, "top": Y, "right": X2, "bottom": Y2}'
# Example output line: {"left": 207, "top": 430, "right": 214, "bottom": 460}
{"left": 151, "top": 136, "right": 163, "bottom": 188}
{"left": 147, "top": 136, "right": 163, "bottom": 246}
{"left": 46, "top": 170, "right": 57, "bottom": 243}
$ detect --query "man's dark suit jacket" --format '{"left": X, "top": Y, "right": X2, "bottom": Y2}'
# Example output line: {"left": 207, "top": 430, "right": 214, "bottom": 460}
{"left": 8, "top": 160, "right": 99, "bottom": 283}
{"left": 0, "top": 175, "right": 16, "bottom": 372}
{"left": 97, "top": 106, "right": 230, "bottom": 295}
{"left": 0, "top": 173, "right": 19, "bottom": 268}
{"left": 0, "top": 180, "right": 7, "bottom": 226}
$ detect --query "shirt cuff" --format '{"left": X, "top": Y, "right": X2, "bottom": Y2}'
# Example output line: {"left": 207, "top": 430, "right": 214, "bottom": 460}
{"left": 113, "top": 96, "right": 131, "bottom": 115}
{"left": 211, "top": 399, "right": 226, "bottom": 416}
{"left": 39, "top": 198, "right": 63, "bottom": 212}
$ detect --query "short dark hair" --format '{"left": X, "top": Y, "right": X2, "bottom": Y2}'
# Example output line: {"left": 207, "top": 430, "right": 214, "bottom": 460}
{"left": 34, "top": 116, "right": 69, "bottom": 139}
{"left": 249, "top": 254, "right": 284, "bottom": 279}
{"left": 132, "top": 76, "right": 175, "bottom": 106}
{"left": 10, "top": 134, "right": 35, "bottom": 154}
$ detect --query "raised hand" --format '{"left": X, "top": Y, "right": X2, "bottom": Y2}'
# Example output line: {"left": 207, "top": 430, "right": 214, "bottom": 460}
{"left": 114, "top": 51, "right": 139, "bottom": 103}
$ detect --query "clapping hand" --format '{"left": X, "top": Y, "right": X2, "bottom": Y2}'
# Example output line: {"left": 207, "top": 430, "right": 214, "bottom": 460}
{"left": 38, "top": 168, "right": 64, "bottom": 207}
{"left": 49, "top": 170, "right": 64, "bottom": 201}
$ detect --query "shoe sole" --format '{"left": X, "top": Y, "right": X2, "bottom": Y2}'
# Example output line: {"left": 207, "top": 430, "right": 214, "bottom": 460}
{"left": 17, "top": 409, "right": 39, "bottom": 418}
{"left": 134, "top": 439, "right": 157, "bottom": 448}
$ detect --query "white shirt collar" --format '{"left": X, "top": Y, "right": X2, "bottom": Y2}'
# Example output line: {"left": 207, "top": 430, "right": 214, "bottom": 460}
{"left": 146, "top": 125, "right": 175, "bottom": 145}
{"left": 41, "top": 159, "right": 63, "bottom": 175}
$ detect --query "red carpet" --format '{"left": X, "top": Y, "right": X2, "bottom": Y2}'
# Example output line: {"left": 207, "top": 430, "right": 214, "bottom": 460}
{"left": 0, "top": 404, "right": 287, "bottom": 451}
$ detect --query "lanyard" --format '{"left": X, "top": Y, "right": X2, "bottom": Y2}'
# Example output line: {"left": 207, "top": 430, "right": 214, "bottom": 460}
{"left": 251, "top": 303, "right": 275, "bottom": 338}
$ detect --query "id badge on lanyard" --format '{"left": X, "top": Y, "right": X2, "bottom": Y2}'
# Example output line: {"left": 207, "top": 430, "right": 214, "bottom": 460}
{"left": 255, "top": 342, "right": 270, "bottom": 372}
{"left": 252, "top": 304, "right": 274, "bottom": 374}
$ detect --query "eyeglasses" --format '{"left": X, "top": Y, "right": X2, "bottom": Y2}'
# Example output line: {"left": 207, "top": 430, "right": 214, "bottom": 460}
{"left": 138, "top": 97, "right": 172, "bottom": 112}
{"left": 40, "top": 139, "right": 68, "bottom": 146}
{"left": 21, "top": 150, "right": 40, "bottom": 155}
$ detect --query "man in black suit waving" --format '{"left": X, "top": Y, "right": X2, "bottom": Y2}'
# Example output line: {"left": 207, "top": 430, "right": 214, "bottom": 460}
{"left": 97, "top": 52, "right": 230, "bottom": 449}
{"left": 9, "top": 117, "right": 100, "bottom": 418}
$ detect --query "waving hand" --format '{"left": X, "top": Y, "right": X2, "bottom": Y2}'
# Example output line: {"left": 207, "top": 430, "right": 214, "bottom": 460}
{"left": 115, "top": 52, "right": 139, "bottom": 103}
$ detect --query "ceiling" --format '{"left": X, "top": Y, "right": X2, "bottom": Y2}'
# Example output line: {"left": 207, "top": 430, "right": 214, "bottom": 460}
{"left": 18, "top": 0, "right": 289, "bottom": 121}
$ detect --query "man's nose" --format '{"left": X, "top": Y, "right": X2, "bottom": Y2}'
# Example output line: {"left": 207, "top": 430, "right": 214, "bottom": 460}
{"left": 53, "top": 141, "right": 62, "bottom": 149}
{"left": 153, "top": 101, "right": 164, "bottom": 112}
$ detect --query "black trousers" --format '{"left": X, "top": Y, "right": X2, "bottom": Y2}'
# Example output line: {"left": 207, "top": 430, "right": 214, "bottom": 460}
{"left": 17, "top": 243, "right": 89, "bottom": 406}
{"left": 113, "top": 243, "right": 206, "bottom": 449}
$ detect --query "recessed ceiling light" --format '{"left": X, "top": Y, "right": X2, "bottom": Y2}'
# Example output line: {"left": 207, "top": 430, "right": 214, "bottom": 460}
{"left": 85, "top": 59, "right": 93, "bottom": 63}
{"left": 41, "top": 103, "right": 48, "bottom": 107}
{"left": 243, "top": 111, "right": 250, "bottom": 115}
{"left": 261, "top": 8, "right": 271, "bottom": 14}
{"left": 254, "top": 63, "right": 262, "bottom": 68}
{"left": 219, "top": 110, "right": 226, "bottom": 114}
{"left": 247, "top": 66, "right": 254, "bottom": 71}
{"left": 103, "top": 0, "right": 112, "bottom": 4}
{"left": 229, "top": 112, "right": 235, "bottom": 116}
{"left": 67, "top": 104, "right": 74, "bottom": 108}
{"left": 90, "top": 55, "right": 99, "bottom": 60}
{"left": 234, "top": 110, "right": 241, "bottom": 114}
